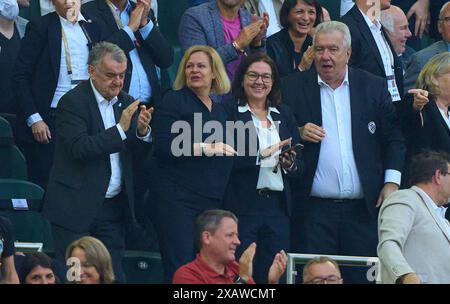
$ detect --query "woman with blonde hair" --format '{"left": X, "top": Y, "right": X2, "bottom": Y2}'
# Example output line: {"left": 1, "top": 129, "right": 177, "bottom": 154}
{"left": 65, "top": 236, "right": 114, "bottom": 284}
{"left": 404, "top": 52, "right": 450, "bottom": 183}
{"left": 152, "top": 45, "right": 236, "bottom": 282}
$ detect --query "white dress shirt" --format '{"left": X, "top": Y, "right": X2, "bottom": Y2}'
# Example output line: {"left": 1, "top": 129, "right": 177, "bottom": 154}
{"left": 360, "top": 9, "right": 400, "bottom": 102}
{"left": 311, "top": 67, "right": 401, "bottom": 199}
{"left": 27, "top": 14, "right": 89, "bottom": 127}
{"left": 238, "top": 104, "right": 284, "bottom": 191}
{"left": 340, "top": 0, "right": 354, "bottom": 17}
{"left": 258, "top": 0, "right": 282, "bottom": 37}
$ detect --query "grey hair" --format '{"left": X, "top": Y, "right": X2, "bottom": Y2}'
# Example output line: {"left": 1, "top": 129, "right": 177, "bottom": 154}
{"left": 88, "top": 42, "right": 127, "bottom": 69}
{"left": 194, "top": 209, "right": 238, "bottom": 252}
{"left": 381, "top": 10, "right": 395, "bottom": 33}
{"left": 313, "top": 21, "right": 352, "bottom": 49}
{"left": 302, "top": 256, "right": 342, "bottom": 282}
{"left": 440, "top": 2, "right": 450, "bottom": 19}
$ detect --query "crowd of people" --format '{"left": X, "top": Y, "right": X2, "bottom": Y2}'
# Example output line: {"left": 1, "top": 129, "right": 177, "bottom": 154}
{"left": 0, "top": 0, "right": 450, "bottom": 284}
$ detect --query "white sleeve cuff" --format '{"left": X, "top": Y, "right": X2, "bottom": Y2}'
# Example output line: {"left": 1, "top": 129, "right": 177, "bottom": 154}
{"left": 27, "top": 113, "right": 43, "bottom": 127}
{"left": 116, "top": 124, "right": 127, "bottom": 140}
{"left": 139, "top": 21, "right": 153, "bottom": 39}
{"left": 136, "top": 126, "right": 152, "bottom": 142}
{"left": 384, "top": 169, "right": 401, "bottom": 186}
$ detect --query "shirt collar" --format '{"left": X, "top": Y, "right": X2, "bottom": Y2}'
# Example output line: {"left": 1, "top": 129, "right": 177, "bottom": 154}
{"left": 90, "top": 79, "right": 118, "bottom": 105}
{"left": 317, "top": 66, "right": 349, "bottom": 88}
{"left": 414, "top": 186, "right": 448, "bottom": 219}
{"left": 238, "top": 103, "right": 280, "bottom": 114}
{"left": 195, "top": 254, "right": 235, "bottom": 280}
{"left": 58, "top": 12, "right": 86, "bottom": 25}
{"left": 111, "top": 0, "right": 132, "bottom": 14}
{"left": 359, "top": 7, "right": 381, "bottom": 30}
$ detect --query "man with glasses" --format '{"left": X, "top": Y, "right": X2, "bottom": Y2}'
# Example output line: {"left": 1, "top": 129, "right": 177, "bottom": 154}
{"left": 302, "top": 256, "right": 343, "bottom": 284}
{"left": 404, "top": 1, "right": 450, "bottom": 90}
{"left": 378, "top": 150, "right": 450, "bottom": 284}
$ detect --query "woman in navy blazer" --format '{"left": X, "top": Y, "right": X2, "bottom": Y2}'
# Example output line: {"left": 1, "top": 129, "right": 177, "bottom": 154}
{"left": 151, "top": 45, "right": 236, "bottom": 282}
{"left": 223, "top": 53, "right": 303, "bottom": 283}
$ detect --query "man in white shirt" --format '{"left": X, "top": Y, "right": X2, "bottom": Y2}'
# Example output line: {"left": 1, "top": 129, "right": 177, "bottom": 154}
{"left": 13, "top": 0, "right": 103, "bottom": 189}
{"left": 281, "top": 21, "right": 405, "bottom": 283}
{"left": 43, "top": 42, "right": 153, "bottom": 283}
{"left": 378, "top": 150, "right": 450, "bottom": 284}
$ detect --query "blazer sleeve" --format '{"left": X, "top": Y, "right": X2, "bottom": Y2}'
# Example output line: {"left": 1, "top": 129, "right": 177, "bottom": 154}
{"left": 56, "top": 94, "right": 125, "bottom": 162}
{"left": 13, "top": 20, "right": 47, "bottom": 120}
{"left": 378, "top": 197, "right": 416, "bottom": 282}
{"left": 137, "top": 24, "right": 174, "bottom": 69}
{"left": 178, "top": 9, "right": 239, "bottom": 64}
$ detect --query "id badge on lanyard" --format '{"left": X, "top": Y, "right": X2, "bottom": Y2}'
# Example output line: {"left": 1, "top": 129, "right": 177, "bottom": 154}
{"left": 387, "top": 69, "right": 401, "bottom": 102}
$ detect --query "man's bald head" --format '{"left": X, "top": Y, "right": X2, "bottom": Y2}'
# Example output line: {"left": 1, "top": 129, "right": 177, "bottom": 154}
{"left": 381, "top": 5, "right": 412, "bottom": 55}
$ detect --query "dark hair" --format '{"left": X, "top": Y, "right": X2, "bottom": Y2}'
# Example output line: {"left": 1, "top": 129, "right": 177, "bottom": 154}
{"left": 19, "top": 252, "right": 58, "bottom": 284}
{"left": 194, "top": 209, "right": 238, "bottom": 252}
{"left": 232, "top": 52, "right": 282, "bottom": 107}
{"left": 409, "top": 150, "right": 450, "bottom": 185}
{"left": 280, "top": 0, "right": 323, "bottom": 29}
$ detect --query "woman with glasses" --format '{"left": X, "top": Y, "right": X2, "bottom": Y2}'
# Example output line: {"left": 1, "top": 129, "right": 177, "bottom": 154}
{"left": 403, "top": 53, "right": 450, "bottom": 187}
{"left": 223, "top": 52, "right": 302, "bottom": 283}
{"left": 151, "top": 45, "right": 235, "bottom": 282}
{"left": 266, "top": 0, "right": 323, "bottom": 77}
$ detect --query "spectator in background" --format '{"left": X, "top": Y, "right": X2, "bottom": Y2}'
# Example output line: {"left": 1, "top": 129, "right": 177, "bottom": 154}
{"left": 224, "top": 52, "right": 301, "bottom": 283}
{"left": 13, "top": 0, "right": 103, "bottom": 189}
{"left": 0, "top": 0, "right": 21, "bottom": 114}
{"left": 244, "top": 0, "right": 284, "bottom": 37}
{"left": 282, "top": 21, "right": 405, "bottom": 283}
{"left": 66, "top": 236, "right": 115, "bottom": 284}
{"left": 266, "top": 0, "right": 323, "bottom": 77}
{"left": 0, "top": 216, "right": 19, "bottom": 283}
{"left": 404, "top": 2, "right": 450, "bottom": 91}
{"left": 429, "top": 0, "right": 448, "bottom": 40}
{"left": 188, "top": 0, "right": 212, "bottom": 7}
{"left": 378, "top": 150, "right": 450, "bottom": 284}
{"left": 302, "top": 256, "right": 343, "bottom": 284}
{"left": 173, "top": 209, "right": 287, "bottom": 284}
{"left": 18, "top": 252, "right": 58, "bottom": 284}
{"left": 179, "top": 0, "right": 267, "bottom": 83}
{"left": 381, "top": 5, "right": 414, "bottom": 73}
{"left": 391, "top": 0, "right": 428, "bottom": 50}
{"left": 342, "top": 0, "right": 404, "bottom": 103}
{"left": 151, "top": 45, "right": 235, "bottom": 282}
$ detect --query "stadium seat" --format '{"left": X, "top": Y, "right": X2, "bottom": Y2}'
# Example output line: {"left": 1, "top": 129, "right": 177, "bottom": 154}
{"left": 160, "top": 46, "right": 182, "bottom": 91}
{"left": 123, "top": 250, "right": 164, "bottom": 284}
{"left": 158, "top": 0, "right": 188, "bottom": 46}
{"left": 0, "top": 116, "right": 14, "bottom": 146}
{"left": 320, "top": 0, "right": 341, "bottom": 20}
{"left": 0, "top": 146, "right": 28, "bottom": 180}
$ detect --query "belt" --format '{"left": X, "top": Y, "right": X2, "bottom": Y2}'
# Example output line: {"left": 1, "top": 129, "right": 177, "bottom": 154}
{"left": 310, "top": 197, "right": 364, "bottom": 204}
{"left": 257, "top": 188, "right": 282, "bottom": 198}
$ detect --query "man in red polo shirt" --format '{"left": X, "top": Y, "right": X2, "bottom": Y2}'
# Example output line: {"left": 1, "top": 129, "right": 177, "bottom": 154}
{"left": 172, "top": 209, "right": 287, "bottom": 284}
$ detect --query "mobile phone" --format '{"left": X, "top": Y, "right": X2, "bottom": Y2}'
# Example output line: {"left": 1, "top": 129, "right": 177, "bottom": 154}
{"left": 280, "top": 143, "right": 304, "bottom": 155}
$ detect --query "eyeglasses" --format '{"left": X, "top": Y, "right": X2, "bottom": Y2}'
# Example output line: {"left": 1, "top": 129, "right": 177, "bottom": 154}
{"left": 245, "top": 71, "right": 273, "bottom": 83}
{"left": 305, "top": 275, "right": 342, "bottom": 284}
{"left": 439, "top": 16, "right": 450, "bottom": 24}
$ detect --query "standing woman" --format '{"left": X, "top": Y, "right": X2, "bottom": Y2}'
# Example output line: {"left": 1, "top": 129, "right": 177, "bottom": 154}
{"left": 224, "top": 53, "right": 302, "bottom": 283}
{"left": 266, "top": 0, "right": 323, "bottom": 77}
{"left": 151, "top": 45, "right": 236, "bottom": 282}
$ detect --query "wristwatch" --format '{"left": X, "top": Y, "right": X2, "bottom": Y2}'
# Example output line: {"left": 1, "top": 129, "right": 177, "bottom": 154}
{"left": 233, "top": 275, "right": 247, "bottom": 284}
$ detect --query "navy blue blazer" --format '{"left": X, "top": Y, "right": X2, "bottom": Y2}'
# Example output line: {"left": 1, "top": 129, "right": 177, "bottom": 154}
{"left": 341, "top": 5, "right": 404, "bottom": 99}
{"left": 223, "top": 101, "right": 303, "bottom": 216}
{"left": 281, "top": 67, "right": 406, "bottom": 217}
{"left": 13, "top": 12, "right": 102, "bottom": 143}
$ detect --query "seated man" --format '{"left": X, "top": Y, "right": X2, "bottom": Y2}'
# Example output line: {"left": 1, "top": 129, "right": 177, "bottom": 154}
{"left": 378, "top": 150, "right": 450, "bottom": 284}
{"left": 172, "top": 209, "right": 287, "bottom": 284}
{"left": 302, "top": 256, "right": 343, "bottom": 284}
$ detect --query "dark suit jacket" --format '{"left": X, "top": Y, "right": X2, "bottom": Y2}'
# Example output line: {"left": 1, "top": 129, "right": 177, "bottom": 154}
{"left": 43, "top": 81, "right": 151, "bottom": 233}
{"left": 281, "top": 67, "right": 406, "bottom": 217}
{"left": 13, "top": 12, "right": 102, "bottom": 143}
{"left": 342, "top": 5, "right": 404, "bottom": 99}
{"left": 82, "top": 0, "right": 174, "bottom": 105}
{"left": 223, "top": 102, "right": 303, "bottom": 216}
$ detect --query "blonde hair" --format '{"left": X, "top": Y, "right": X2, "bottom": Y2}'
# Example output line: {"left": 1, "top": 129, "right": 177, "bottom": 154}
{"left": 173, "top": 45, "right": 231, "bottom": 94}
{"left": 416, "top": 53, "right": 450, "bottom": 97}
{"left": 66, "top": 236, "right": 115, "bottom": 284}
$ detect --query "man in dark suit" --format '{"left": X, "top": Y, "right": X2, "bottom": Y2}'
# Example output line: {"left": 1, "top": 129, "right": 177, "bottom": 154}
{"left": 43, "top": 42, "right": 153, "bottom": 283}
{"left": 13, "top": 0, "right": 102, "bottom": 189}
{"left": 342, "top": 0, "right": 404, "bottom": 103}
{"left": 282, "top": 21, "right": 406, "bottom": 283}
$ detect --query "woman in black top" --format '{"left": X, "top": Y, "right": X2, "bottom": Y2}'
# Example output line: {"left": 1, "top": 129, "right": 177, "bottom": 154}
{"left": 0, "top": 216, "right": 19, "bottom": 283}
{"left": 152, "top": 45, "right": 235, "bottom": 282}
{"left": 266, "top": 0, "right": 322, "bottom": 77}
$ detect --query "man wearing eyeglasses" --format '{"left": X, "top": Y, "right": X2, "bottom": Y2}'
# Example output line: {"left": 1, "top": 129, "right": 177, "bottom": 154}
{"left": 302, "top": 256, "right": 343, "bottom": 284}
{"left": 404, "top": 1, "right": 450, "bottom": 91}
{"left": 378, "top": 150, "right": 450, "bottom": 284}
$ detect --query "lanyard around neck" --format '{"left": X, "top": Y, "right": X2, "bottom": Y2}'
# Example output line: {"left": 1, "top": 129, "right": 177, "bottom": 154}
{"left": 106, "top": 0, "right": 124, "bottom": 29}
{"left": 61, "top": 27, "right": 73, "bottom": 75}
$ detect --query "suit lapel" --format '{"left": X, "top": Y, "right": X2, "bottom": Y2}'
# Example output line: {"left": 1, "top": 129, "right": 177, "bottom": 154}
{"left": 430, "top": 101, "right": 450, "bottom": 138}
{"left": 49, "top": 13, "right": 62, "bottom": 79}
{"left": 98, "top": 0, "right": 121, "bottom": 31}
{"left": 85, "top": 81, "right": 106, "bottom": 132}
{"left": 348, "top": 68, "right": 365, "bottom": 141}
{"left": 412, "top": 186, "right": 450, "bottom": 243}
{"left": 305, "top": 70, "right": 322, "bottom": 126}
